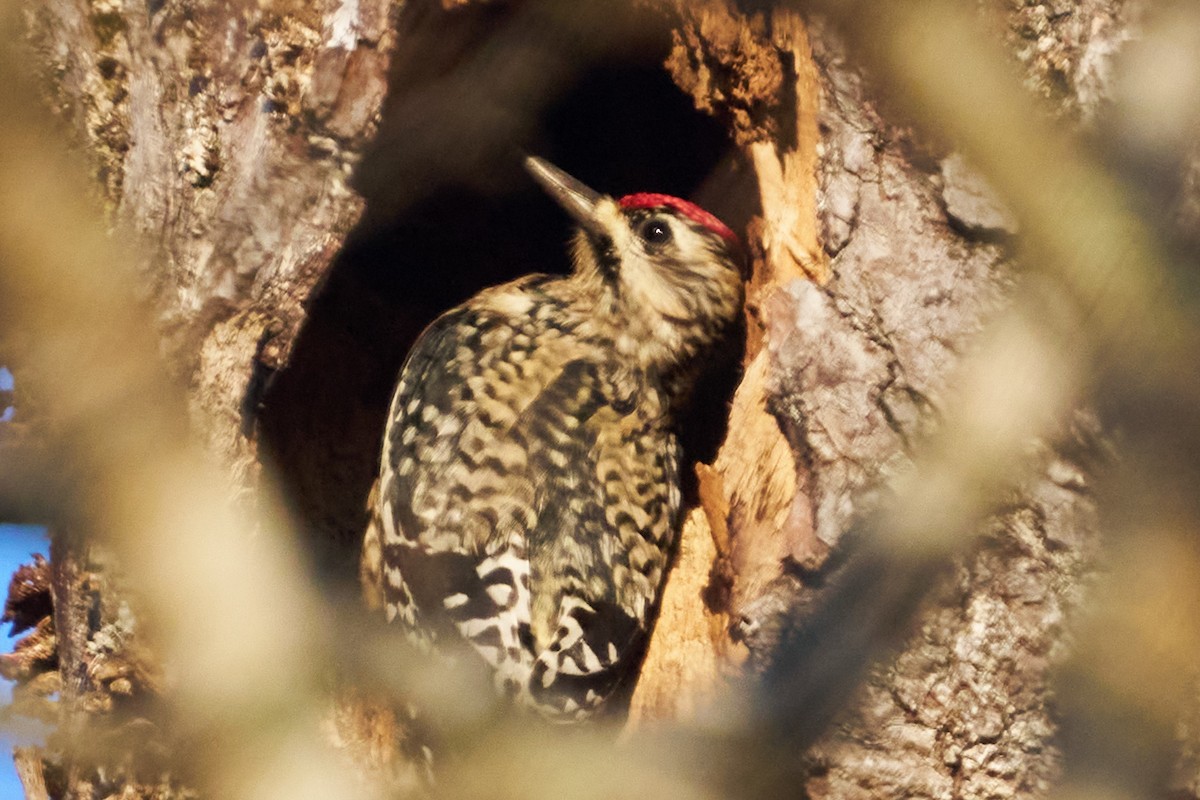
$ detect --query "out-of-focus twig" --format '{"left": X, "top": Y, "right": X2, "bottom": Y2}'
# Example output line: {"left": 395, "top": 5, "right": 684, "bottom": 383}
{"left": 4, "top": 0, "right": 1198, "bottom": 797}
{"left": 0, "top": 5, "right": 376, "bottom": 798}
{"left": 0, "top": 425, "right": 62, "bottom": 524}
{"left": 750, "top": 1, "right": 1200, "bottom": 795}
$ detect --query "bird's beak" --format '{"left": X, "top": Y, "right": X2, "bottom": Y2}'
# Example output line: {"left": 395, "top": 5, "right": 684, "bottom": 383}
{"left": 524, "top": 156, "right": 607, "bottom": 238}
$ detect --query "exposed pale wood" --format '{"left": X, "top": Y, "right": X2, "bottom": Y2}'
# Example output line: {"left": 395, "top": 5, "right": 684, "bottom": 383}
{"left": 631, "top": 1, "right": 825, "bottom": 727}
{"left": 625, "top": 504, "right": 737, "bottom": 726}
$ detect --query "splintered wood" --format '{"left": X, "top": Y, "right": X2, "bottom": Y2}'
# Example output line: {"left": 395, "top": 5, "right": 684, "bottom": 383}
{"left": 627, "top": 3, "right": 824, "bottom": 727}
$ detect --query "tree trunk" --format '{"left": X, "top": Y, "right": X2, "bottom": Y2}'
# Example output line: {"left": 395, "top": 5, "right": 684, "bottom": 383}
{"left": 629, "top": 5, "right": 1108, "bottom": 798}
{"left": 4, "top": 0, "right": 1198, "bottom": 799}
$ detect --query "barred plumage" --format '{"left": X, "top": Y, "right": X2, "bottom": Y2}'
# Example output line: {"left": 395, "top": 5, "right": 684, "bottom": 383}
{"left": 367, "top": 157, "right": 743, "bottom": 719}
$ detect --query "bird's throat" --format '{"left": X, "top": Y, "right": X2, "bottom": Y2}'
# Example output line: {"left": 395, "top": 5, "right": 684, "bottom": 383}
{"left": 584, "top": 231, "right": 620, "bottom": 290}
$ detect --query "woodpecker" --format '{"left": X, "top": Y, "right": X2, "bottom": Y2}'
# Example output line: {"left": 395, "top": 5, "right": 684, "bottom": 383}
{"left": 368, "top": 156, "right": 744, "bottom": 720}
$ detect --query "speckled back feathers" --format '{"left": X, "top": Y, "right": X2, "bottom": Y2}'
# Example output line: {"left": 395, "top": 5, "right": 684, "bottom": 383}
{"left": 368, "top": 162, "right": 743, "bottom": 719}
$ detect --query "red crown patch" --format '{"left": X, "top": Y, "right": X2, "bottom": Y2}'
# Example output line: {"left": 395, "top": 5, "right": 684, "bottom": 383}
{"left": 618, "top": 193, "right": 739, "bottom": 247}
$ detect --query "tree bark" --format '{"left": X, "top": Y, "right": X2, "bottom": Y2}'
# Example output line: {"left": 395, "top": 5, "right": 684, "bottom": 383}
{"left": 5, "top": 0, "right": 1198, "bottom": 799}
{"left": 9, "top": 0, "right": 395, "bottom": 795}
{"left": 628, "top": 5, "right": 1108, "bottom": 798}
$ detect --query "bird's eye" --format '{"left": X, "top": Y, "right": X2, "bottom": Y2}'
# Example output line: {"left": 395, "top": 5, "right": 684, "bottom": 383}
{"left": 638, "top": 217, "right": 673, "bottom": 249}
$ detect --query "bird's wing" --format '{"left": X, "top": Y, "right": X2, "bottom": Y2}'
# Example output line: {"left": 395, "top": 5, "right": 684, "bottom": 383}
{"left": 376, "top": 304, "right": 539, "bottom": 665}
{"left": 375, "top": 302, "right": 678, "bottom": 718}
{"left": 517, "top": 365, "right": 680, "bottom": 716}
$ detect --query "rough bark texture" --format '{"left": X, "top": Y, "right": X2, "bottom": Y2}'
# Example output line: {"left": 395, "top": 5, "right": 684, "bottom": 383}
{"left": 6, "top": 0, "right": 1187, "bottom": 798}
{"left": 24, "top": 0, "right": 393, "bottom": 463}
{"left": 11, "top": 0, "right": 396, "bottom": 794}
{"left": 631, "top": 2, "right": 1121, "bottom": 798}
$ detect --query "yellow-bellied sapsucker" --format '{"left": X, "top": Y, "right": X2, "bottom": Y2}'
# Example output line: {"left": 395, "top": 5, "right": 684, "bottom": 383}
{"left": 367, "top": 157, "right": 744, "bottom": 720}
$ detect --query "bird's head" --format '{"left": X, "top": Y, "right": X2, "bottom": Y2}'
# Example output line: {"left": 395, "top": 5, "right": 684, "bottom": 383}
{"left": 525, "top": 156, "right": 745, "bottom": 375}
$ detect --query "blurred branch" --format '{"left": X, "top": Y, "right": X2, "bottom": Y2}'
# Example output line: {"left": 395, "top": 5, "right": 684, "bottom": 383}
{"left": 748, "top": 0, "right": 1200, "bottom": 793}
{"left": 796, "top": 0, "right": 1194, "bottom": 368}
{"left": 0, "top": 6, "right": 375, "bottom": 799}
{"left": 0, "top": 423, "right": 61, "bottom": 524}
{"left": 2, "top": 0, "right": 1196, "bottom": 797}
{"left": 751, "top": 294, "right": 1084, "bottom": 754}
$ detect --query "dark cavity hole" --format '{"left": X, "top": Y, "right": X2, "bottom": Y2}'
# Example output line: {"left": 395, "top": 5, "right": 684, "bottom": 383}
{"left": 257, "top": 0, "right": 748, "bottom": 592}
